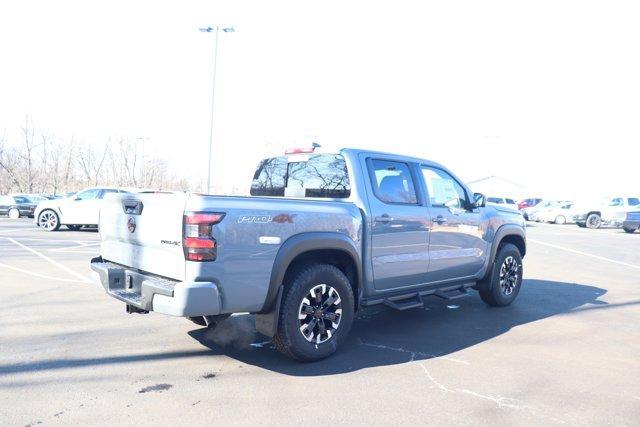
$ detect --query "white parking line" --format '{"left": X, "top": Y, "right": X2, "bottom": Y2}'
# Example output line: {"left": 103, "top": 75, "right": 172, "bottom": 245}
{"left": 5, "top": 237, "right": 93, "bottom": 282}
{"left": 0, "top": 262, "right": 90, "bottom": 283}
{"left": 528, "top": 238, "right": 640, "bottom": 270}
{"left": 50, "top": 242, "right": 100, "bottom": 252}
{"left": 0, "top": 228, "right": 40, "bottom": 234}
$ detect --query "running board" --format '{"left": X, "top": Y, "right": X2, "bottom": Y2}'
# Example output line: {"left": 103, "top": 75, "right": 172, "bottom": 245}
{"left": 383, "top": 294, "right": 424, "bottom": 311}
{"left": 433, "top": 287, "right": 470, "bottom": 300}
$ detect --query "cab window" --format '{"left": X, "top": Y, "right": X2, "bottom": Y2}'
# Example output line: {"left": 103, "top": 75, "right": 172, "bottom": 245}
{"left": 422, "top": 166, "right": 467, "bottom": 209}
{"left": 368, "top": 159, "right": 418, "bottom": 204}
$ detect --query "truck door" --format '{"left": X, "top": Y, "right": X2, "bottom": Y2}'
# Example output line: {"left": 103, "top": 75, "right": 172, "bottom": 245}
{"left": 419, "top": 165, "right": 487, "bottom": 282}
{"left": 364, "top": 157, "right": 430, "bottom": 291}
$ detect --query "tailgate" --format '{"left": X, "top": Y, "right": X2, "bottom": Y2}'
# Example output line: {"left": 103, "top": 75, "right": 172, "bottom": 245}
{"left": 99, "top": 192, "right": 187, "bottom": 281}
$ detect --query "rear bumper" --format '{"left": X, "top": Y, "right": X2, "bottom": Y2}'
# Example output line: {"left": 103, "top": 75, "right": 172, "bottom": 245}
{"left": 90, "top": 256, "right": 221, "bottom": 317}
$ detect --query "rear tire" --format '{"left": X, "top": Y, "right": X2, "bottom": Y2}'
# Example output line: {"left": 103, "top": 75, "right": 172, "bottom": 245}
{"left": 623, "top": 227, "right": 637, "bottom": 234}
{"left": 8, "top": 208, "right": 20, "bottom": 219}
{"left": 554, "top": 215, "right": 566, "bottom": 225}
{"left": 38, "top": 209, "right": 60, "bottom": 231}
{"left": 586, "top": 213, "right": 601, "bottom": 229}
{"left": 273, "top": 264, "right": 354, "bottom": 362}
{"left": 66, "top": 225, "right": 82, "bottom": 231}
{"left": 477, "top": 243, "right": 523, "bottom": 307}
{"left": 577, "top": 222, "right": 586, "bottom": 228}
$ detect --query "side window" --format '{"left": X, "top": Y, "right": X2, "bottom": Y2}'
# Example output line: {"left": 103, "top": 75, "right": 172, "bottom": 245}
{"left": 75, "top": 189, "right": 100, "bottom": 201}
{"left": 627, "top": 198, "right": 640, "bottom": 206}
{"left": 421, "top": 166, "right": 467, "bottom": 209}
{"left": 487, "top": 197, "right": 502, "bottom": 204}
{"left": 506, "top": 198, "right": 516, "bottom": 204}
{"left": 99, "top": 189, "right": 119, "bottom": 199}
{"left": 609, "top": 198, "right": 623, "bottom": 207}
{"left": 368, "top": 159, "right": 418, "bottom": 204}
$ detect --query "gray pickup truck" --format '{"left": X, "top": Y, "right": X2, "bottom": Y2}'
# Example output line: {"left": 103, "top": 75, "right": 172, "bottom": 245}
{"left": 91, "top": 147, "right": 526, "bottom": 361}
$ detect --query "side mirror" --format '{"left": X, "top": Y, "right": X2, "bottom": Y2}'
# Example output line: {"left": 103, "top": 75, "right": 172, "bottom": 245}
{"left": 473, "top": 192, "right": 486, "bottom": 208}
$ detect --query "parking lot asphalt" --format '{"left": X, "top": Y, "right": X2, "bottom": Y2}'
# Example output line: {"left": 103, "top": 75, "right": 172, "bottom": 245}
{"left": 1, "top": 218, "right": 639, "bottom": 425}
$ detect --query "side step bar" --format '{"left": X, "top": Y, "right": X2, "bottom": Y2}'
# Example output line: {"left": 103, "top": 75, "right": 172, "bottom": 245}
{"left": 434, "top": 287, "right": 470, "bottom": 300}
{"left": 384, "top": 294, "right": 423, "bottom": 311}
{"left": 366, "top": 283, "right": 474, "bottom": 311}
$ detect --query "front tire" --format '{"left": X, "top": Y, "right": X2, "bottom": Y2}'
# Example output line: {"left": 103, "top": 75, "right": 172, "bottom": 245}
{"left": 8, "top": 208, "right": 20, "bottom": 219}
{"left": 273, "top": 264, "right": 354, "bottom": 362}
{"left": 477, "top": 243, "right": 523, "bottom": 307}
{"left": 554, "top": 215, "right": 566, "bottom": 225}
{"left": 586, "top": 213, "right": 601, "bottom": 229}
{"left": 38, "top": 209, "right": 60, "bottom": 231}
{"left": 623, "top": 227, "right": 637, "bottom": 234}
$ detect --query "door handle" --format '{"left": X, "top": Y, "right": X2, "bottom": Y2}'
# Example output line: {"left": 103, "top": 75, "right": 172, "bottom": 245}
{"left": 432, "top": 215, "right": 447, "bottom": 224}
{"left": 375, "top": 214, "right": 393, "bottom": 223}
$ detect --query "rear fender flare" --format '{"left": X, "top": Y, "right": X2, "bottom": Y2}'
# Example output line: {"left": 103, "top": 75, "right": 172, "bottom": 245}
{"left": 254, "top": 232, "right": 362, "bottom": 337}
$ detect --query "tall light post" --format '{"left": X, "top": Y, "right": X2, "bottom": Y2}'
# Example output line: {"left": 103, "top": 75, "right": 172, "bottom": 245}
{"left": 199, "top": 25, "right": 235, "bottom": 193}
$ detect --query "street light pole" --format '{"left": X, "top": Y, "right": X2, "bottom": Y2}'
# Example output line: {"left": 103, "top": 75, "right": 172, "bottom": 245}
{"left": 199, "top": 25, "right": 234, "bottom": 194}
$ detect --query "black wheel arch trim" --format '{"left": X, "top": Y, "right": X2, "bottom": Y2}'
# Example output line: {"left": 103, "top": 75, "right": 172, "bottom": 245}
{"left": 488, "top": 224, "right": 526, "bottom": 267}
{"left": 254, "top": 232, "right": 362, "bottom": 337}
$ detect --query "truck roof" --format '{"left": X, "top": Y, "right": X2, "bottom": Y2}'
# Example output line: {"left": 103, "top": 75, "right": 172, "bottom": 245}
{"left": 339, "top": 147, "right": 448, "bottom": 170}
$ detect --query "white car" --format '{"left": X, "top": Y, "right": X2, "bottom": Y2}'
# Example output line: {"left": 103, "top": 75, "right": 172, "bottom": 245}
{"left": 573, "top": 196, "right": 640, "bottom": 228}
{"left": 536, "top": 202, "right": 576, "bottom": 224}
{"left": 34, "top": 187, "right": 130, "bottom": 231}
{"left": 525, "top": 200, "right": 570, "bottom": 221}
{"left": 486, "top": 196, "right": 518, "bottom": 209}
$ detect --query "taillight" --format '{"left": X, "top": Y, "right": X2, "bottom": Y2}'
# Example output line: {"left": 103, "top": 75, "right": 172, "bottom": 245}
{"left": 183, "top": 212, "right": 225, "bottom": 262}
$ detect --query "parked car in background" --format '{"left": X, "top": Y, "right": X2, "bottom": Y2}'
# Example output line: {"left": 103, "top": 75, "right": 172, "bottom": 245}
{"left": 523, "top": 200, "right": 568, "bottom": 221}
{"left": 486, "top": 197, "right": 519, "bottom": 211}
{"left": 0, "top": 195, "right": 38, "bottom": 218}
{"left": 536, "top": 202, "right": 576, "bottom": 224}
{"left": 34, "top": 187, "right": 130, "bottom": 231}
{"left": 573, "top": 197, "right": 640, "bottom": 229}
{"left": 622, "top": 209, "right": 640, "bottom": 233}
{"left": 518, "top": 198, "right": 542, "bottom": 210}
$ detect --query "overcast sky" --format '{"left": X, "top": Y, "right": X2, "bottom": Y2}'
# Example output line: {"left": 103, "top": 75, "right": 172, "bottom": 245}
{"left": 1, "top": 0, "right": 639, "bottom": 199}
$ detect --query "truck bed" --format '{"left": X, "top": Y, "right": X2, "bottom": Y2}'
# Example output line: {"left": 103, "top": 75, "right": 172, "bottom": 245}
{"left": 98, "top": 192, "right": 363, "bottom": 313}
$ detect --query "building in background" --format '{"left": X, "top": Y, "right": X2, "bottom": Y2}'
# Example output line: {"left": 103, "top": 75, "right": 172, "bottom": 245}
{"left": 467, "top": 175, "right": 530, "bottom": 202}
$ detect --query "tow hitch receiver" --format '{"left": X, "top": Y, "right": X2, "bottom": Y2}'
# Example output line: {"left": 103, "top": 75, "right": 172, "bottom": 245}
{"left": 126, "top": 304, "right": 149, "bottom": 314}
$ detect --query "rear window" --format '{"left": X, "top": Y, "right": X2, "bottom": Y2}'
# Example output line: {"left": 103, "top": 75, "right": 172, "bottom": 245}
{"left": 250, "top": 154, "right": 350, "bottom": 198}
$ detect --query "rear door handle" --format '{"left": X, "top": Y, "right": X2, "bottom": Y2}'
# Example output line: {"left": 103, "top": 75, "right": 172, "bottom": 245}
{"left": 432, "top": 215, "right": 447, "bottom": 224}
{"left": 375, "top": 214, "right": 393, "bottom": 223}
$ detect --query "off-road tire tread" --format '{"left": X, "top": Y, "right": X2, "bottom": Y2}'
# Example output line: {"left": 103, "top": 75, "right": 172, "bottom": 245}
{"left": 478, "top": 243, "right": 523, "bottom": 307}
{"left": 273, "top": 263, "right": 354, "bottom": 362}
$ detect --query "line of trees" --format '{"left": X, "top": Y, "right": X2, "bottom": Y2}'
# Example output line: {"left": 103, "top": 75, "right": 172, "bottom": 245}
{"left": 0, "top": 118, "right": 190, "bottom": 195}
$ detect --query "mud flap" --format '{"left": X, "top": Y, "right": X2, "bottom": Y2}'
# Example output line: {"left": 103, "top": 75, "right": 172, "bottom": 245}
{"left": 254, "top": 285, "right": 283, "bottom": 337}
